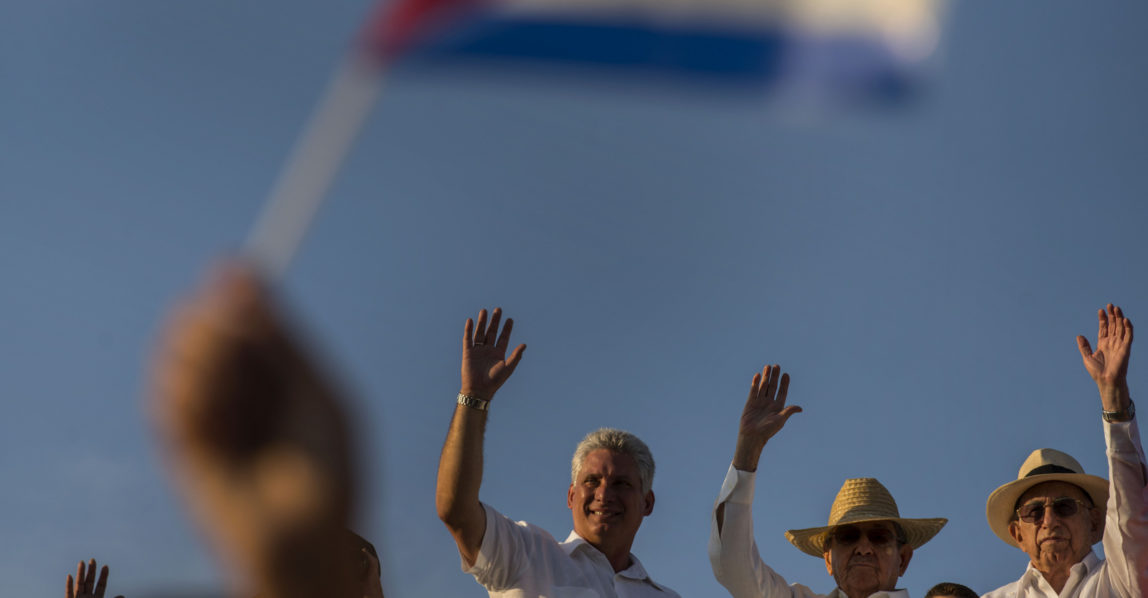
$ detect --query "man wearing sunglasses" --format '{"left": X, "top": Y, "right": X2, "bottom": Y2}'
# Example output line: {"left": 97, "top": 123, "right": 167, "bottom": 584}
{"left": 982, "top": 304, "right": 1146, "bottom": 598}
{"left": 709, "top": 365, "right": 946, "bottom": 598}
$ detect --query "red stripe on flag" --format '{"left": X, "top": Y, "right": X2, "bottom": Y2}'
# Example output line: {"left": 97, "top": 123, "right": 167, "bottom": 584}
{"left": 359, "top": 0, "right": 483, "bottom": 61}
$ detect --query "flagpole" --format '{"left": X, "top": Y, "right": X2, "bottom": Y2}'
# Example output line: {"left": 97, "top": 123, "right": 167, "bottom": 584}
{"left": 245, "top": 57, "right": 386, "bottom": 279}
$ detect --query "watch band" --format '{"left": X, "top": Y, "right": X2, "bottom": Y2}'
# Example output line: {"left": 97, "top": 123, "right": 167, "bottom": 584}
{"left": 1102, "top": 399, "right": 1135, "bottom": 423}
{"left": 457, "top": 392, "right": 490, "bottom": 412}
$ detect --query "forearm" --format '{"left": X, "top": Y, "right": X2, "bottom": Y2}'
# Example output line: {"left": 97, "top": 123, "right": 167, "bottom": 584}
{"left": 1097, "top": 380, "right": 1132, "bottom": 413}
{"left": 436, "top": 402, "right": 489, "bottom": 561}
{"left": 732, "top": 433, "right": 765, "bottom": 472}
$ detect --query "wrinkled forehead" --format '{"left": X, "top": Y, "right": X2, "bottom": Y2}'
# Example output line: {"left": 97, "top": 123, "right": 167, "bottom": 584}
{"left": 1018, "top": 481, "right": 1089, "bottom": 505}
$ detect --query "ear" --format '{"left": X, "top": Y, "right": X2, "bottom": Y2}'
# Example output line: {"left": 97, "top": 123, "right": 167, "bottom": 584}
{"left": 897, "top": 545, "right": 914, "bottom": 576}
{"left": 642, "top": 490, "right": 655, "bottom": 516}
{"left": 567, "top": 484, "right": 575, "bottom": 511}
{"left": 1008, "top": 520, "right": 1025, "bottom": 546}
{"left": 824, "top": 550, "right": 834, "bottom": 576}
{"left": 1088, "top": 505, "right": 1105, "bottom": 544}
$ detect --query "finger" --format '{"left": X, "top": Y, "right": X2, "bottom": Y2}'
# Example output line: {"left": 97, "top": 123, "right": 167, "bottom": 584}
{"left": 745, "top": 372, "right": 763, "bottom": 408}
{"left": 1113, "top": 305, "right": 1125, "bottom": 340}
{"left": 1077, "top": 335, "right": 1093, "bottom": 359}
{"left": 1126, "top": 319, "right": 1133, "bottom": 344}
{"left": 474, "top": 309, "right": 488, "bottom": 344}
{"left": 778, "top": 405, "right": 803, "bottom": 426}
{"left": 95, "top": 565, "right": 109, "bottom": 597}
{"left": 463, "top": 318, "right": 474, "bottom": 350}
{"left": 1098, "top": 308, "right": 1108, "bottom": 339}
{"left": 495, "top": 318, "right": 514, "bottom": 353}
{"left": 505, "top": 344, "right": 526, "bottom": 370}
{"left": 485, "top": 308, "right": 502, "bottom": 346}
{"left": 85, "top": 559, "right": 97, "bottom": 594}
{"left": 763, "top": 365, "right": 780, "bottom": 399}
{"left": 66, "top": 574, "right": 75, "bottom": 598}
{"left": 76, "top": 561, "right": 85, "bottom": 590}
{"left": 776, "top": 373, "right": 791, "bottom": 408}
{"left": 757, "top": 365, "right": 771, "bottom": 399}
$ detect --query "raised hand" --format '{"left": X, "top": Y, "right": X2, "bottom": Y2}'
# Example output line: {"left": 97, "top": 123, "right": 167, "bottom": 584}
{"left": 151, "top": 263, "right": 355, "bottom": 598}
{"left": 460, "top": 308, "right": 526, "bottom": 400}
{"left": 1077, "top": 304, "right": 1134, "bottom": 410}
{"left": 65, "top": 559, "right": 123, "bottom": 598}
{"left": 732, "top": 365, "right": 800, "bottom": 472}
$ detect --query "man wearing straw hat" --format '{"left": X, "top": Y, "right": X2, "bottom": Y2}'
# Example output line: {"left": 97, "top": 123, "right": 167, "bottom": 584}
{"left": 982, "top": 304, "right": 1147, "bottom": 598}
{"left": 709, "top": 365, "right": 946, "bottom": 598}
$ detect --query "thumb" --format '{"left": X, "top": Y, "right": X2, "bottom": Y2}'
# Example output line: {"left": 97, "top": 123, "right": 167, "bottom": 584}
{"left": 1076, "top": 335, "right": 1093, "bottom": 359}
{"left": 779, "top": 405, "right": 803, "bottom": 424}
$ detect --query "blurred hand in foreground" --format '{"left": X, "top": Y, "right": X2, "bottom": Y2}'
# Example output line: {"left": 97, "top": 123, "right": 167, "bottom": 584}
{"left": 151, "top": 262, "right": 357, "bottom": 598}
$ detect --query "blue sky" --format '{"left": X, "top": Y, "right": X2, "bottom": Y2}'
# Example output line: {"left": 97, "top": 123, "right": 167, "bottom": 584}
{"left": 1, "top": 2, "right": 1146, "bottom": 597}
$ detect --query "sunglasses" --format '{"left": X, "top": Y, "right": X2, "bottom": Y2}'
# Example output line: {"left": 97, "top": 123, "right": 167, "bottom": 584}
{"left": 830, "top": 525, "right": 899, "bottom": 547}
{"left": 1016, "top": 497, "right": 1091, "bottom": 523}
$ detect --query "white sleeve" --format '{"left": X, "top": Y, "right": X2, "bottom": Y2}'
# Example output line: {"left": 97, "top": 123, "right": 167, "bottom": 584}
{"left": 709, "top": 464, "right": 825, "bottom": 598}
{"left": 1099, "top": 418, "right": 1148, "bottom": 598}
{"left": 464, "top": 503, "right": 556, "bottom": 591}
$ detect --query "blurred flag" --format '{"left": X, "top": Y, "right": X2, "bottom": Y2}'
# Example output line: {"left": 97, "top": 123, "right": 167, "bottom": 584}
{"left": 365, "top": 0, "right": 946, "bottom": 101}
{"left": 247, "top": 0, "right": 947, "bottom": 277}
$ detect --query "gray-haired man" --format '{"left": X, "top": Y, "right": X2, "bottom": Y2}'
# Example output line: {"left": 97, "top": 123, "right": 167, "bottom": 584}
{"left": 435, "top": 308, "right": 681, "bottom": 598}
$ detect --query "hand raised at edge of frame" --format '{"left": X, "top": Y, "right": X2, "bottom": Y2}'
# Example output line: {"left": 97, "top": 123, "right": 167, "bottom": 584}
{"left": 66, "top": 559, "right": 124, "bottom": 598}
{"left": 733, "top": 365, "right": 799, "bottom": 472}
{"left": 1077, "top": 304, "right": 1134, "bottom": 391}
{"left": 460, "top": 308, "right": 526, "bottom": 401}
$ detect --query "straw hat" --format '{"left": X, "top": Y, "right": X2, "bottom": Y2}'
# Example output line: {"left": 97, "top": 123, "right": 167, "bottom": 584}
{"left": 785, "top": 477, "right": 947, "bottom": 557}
{"left": 985, "top": 448, "right": 1108, "bottom": 548}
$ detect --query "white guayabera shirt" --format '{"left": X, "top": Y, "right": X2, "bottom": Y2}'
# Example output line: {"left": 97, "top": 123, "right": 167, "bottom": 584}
{"left": 464, "top": 503, "right": 681, "bottom": 598}
{"left": 981, "top": 420, "right": 1147, "bottom": 598}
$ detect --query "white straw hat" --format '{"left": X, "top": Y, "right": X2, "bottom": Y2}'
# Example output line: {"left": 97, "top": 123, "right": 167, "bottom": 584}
{"left": 985, "top": 448, "right": 1108, "bottom": 548}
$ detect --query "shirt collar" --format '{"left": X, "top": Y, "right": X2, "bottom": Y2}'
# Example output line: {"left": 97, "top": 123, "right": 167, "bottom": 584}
{"left": 1020, "top": 549, "right": 1100, "bottom": 588}
{"left": 560, "top": 531, "right": 672, "bottom": 592}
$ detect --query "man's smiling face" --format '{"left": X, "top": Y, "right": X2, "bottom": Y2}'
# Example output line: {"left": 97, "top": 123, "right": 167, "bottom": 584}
{"left": 567, "top": 449, "right": 653, "bottom": 554}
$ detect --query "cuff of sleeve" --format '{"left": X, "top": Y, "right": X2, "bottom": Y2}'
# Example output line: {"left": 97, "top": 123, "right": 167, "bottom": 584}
{"left": 1104, "top": 417, "right": 1142, "bottom": 456}
{"left": 717, "top": 463, "right": 756, "bottom": 505}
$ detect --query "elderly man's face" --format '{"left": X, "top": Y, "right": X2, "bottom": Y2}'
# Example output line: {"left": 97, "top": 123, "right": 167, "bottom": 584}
{"left": 1008, "top": 482, "right": 1102, "bottom": 575}
{"left": 823, "top": 521, "right": 912, "bottom": 598}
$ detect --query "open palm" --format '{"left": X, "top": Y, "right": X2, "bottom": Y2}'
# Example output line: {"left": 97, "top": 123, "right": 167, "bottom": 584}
{"left": 460, "top": 308, "right": 525, "bottom": 400}
{"left": 1077, "top": 303, "right": 1133, "bottom": 386}
{"left": 739, "top": 364, "right": 799, "bottom": 445}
